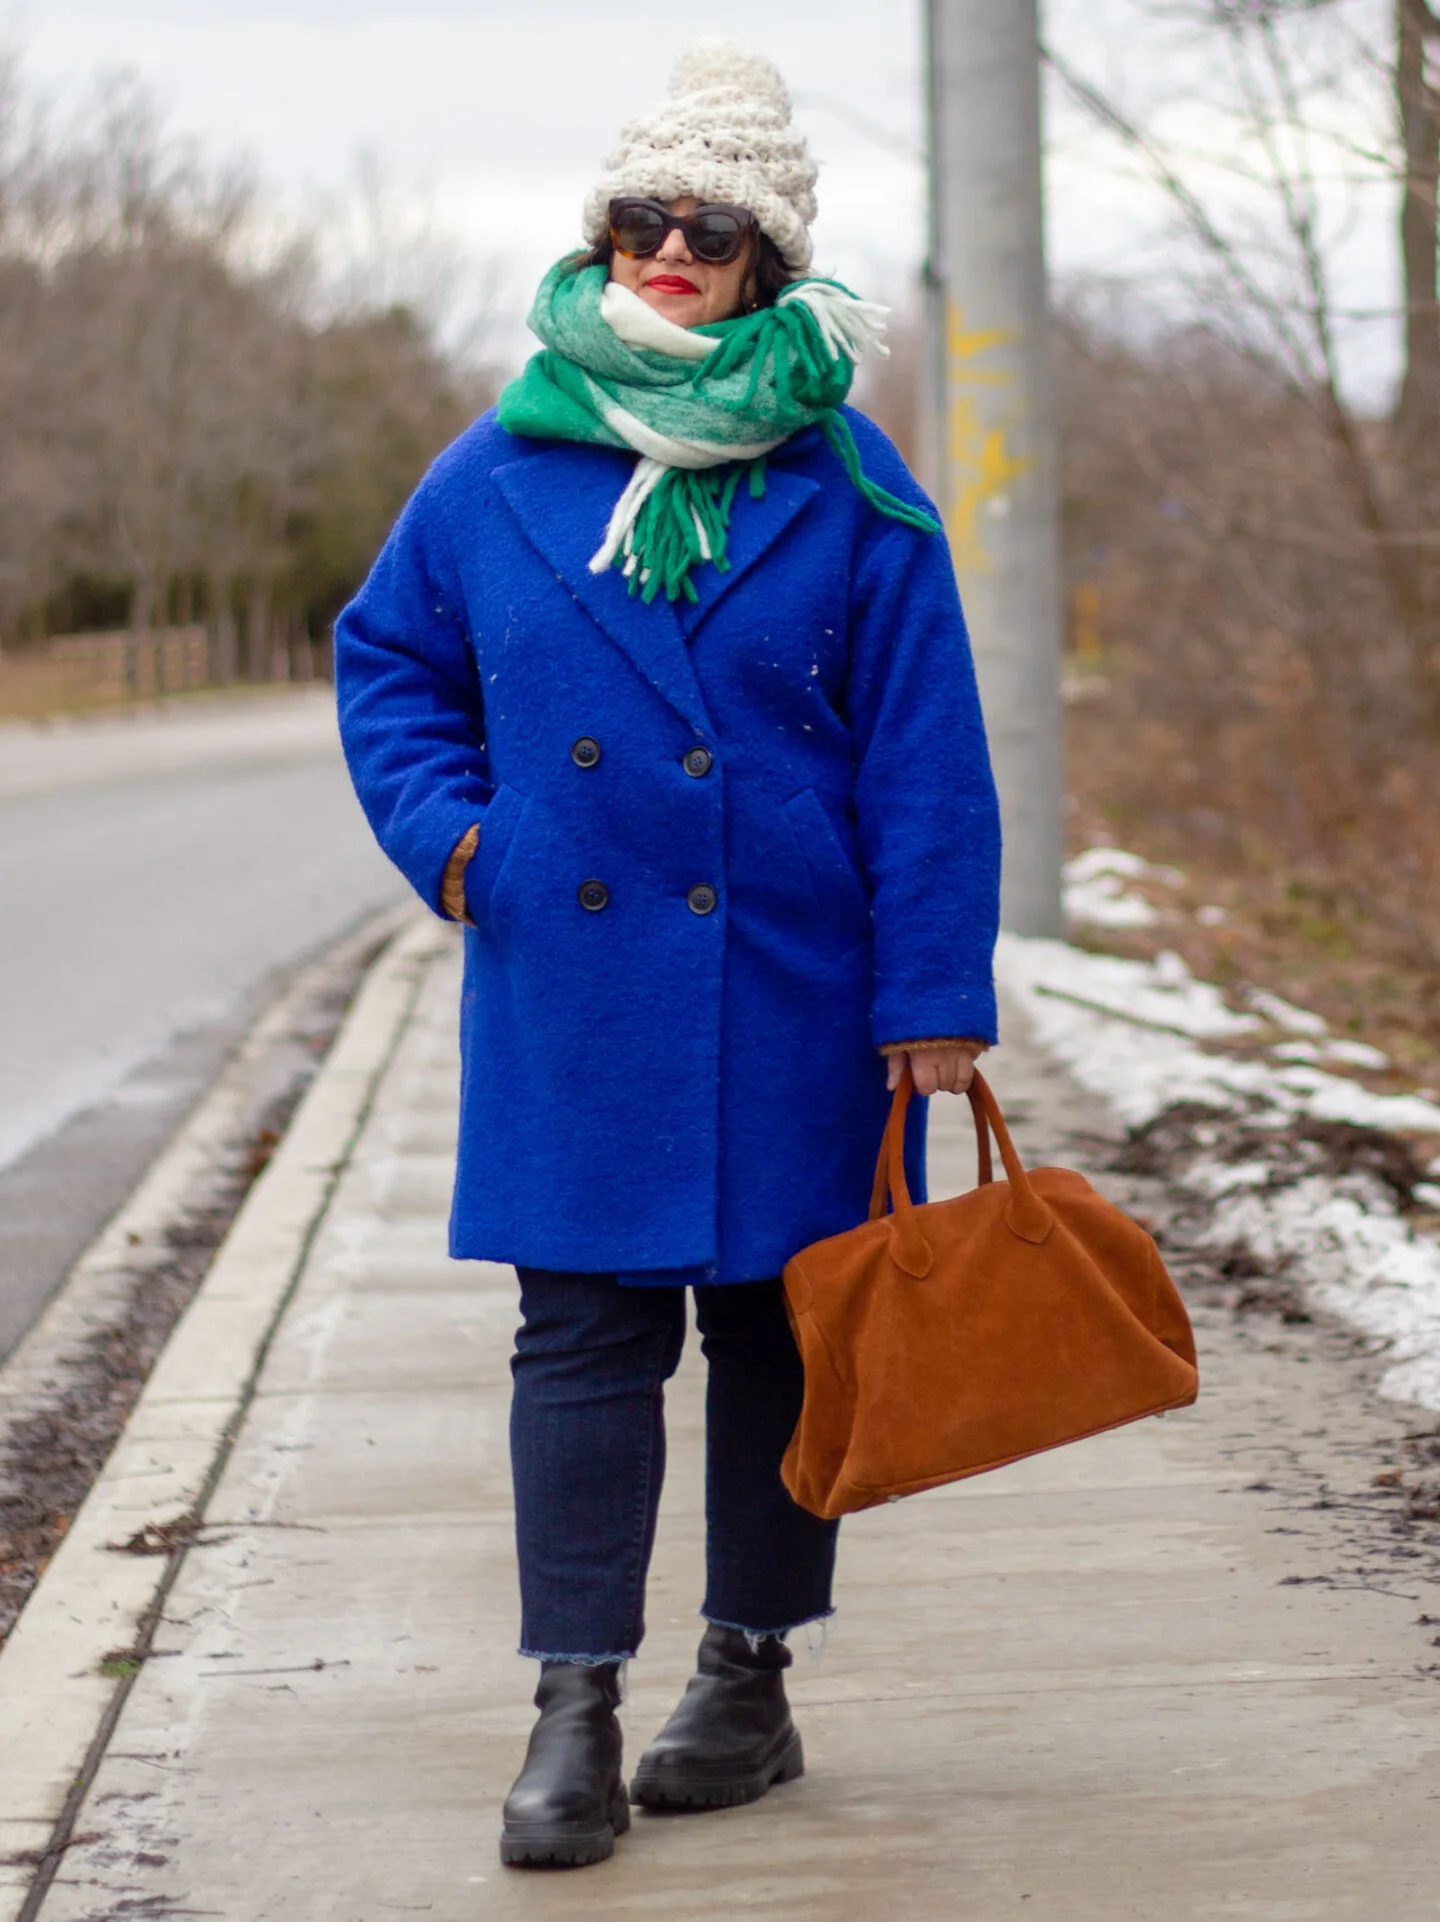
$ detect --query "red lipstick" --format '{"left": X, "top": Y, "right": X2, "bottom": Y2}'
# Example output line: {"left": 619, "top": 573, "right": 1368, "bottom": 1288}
{"left": 646, "top": 274, "right": 700, "bottom": 295}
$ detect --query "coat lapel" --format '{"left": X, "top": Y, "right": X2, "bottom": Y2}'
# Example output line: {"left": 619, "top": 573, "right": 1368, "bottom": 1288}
{"left": 493, "top": 449, "right": 711, "bottom": 735}
{"left": 676, "top": 467, "right": 821, "bottom": 641}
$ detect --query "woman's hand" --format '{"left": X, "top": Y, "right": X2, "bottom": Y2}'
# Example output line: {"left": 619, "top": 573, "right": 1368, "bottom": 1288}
{"left": 884, "top": 1042, "right": 985, "bottom": 1096}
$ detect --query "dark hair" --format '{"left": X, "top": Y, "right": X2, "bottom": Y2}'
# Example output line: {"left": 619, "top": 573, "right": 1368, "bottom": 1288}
{"left": 575, "top": 224, "right": 796, "bottom": 312}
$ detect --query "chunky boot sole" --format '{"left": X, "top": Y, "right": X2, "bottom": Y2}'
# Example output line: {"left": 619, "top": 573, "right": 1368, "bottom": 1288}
{"left": 630, "top": 1730, "right": 804, "bottom": 1811}
{"left": 500, "top": 1783, "right": 631, "bottom": 1868}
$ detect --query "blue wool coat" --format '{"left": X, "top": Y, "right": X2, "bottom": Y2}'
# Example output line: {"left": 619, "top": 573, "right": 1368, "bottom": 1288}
{"left": 335, "top": 404, "right": 1001, "bottom": 1284}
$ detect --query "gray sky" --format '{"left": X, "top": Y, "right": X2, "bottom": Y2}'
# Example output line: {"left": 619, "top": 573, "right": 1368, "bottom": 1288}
{"left": 6, "top": 0, "right": 1399, "bottom": 396}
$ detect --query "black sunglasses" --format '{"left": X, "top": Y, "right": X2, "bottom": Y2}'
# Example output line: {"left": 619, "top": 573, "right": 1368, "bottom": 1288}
{"left": 608, "top": 197, "right": 756, "bottom": 267}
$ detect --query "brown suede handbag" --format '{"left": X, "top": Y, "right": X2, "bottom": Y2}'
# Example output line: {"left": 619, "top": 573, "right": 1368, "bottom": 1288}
{"left": 780, "top": 1067, "right": 1198, "bottom": 1519}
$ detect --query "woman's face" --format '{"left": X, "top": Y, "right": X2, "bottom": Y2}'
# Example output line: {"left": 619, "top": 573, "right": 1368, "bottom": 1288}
{"left": 608, "top": 196, "right": 755, "bottom": 330}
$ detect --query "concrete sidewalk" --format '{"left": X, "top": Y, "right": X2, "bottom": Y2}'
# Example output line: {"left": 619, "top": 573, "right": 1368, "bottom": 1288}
{"left": 16, "top": 926, "right": 1440, "bottom": 1919}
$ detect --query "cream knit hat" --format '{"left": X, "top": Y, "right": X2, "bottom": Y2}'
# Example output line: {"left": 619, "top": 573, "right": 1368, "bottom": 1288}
{"left": 582, "top": 38, "right": 819, "bottom": 271}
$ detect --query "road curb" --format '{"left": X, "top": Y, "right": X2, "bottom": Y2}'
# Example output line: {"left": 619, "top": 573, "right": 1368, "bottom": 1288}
{"left": 0, "top": 913, "right": 445, "bottom": 1917}
{"left": 0, "top": 902, "right": 413, "bottom": 1412}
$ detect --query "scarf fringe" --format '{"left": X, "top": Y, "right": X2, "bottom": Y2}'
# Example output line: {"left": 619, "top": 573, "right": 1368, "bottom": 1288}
{"left": 818, "top": 414, "right": 942, "bottom": 539}
{"left": 590, "top": 456, "right": 668, "bottom": 575}
{"left": 777, "top": 281, "right": 891, "bottom": 365}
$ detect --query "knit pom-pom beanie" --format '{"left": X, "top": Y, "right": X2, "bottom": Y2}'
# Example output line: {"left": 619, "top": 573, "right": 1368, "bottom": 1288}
{"left": 582, "top": 37, "right": 819, "bottom": 270}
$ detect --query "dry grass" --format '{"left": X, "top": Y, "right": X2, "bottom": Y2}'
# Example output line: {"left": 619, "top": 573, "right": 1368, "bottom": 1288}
{"left": 1046, "top": 288, "right": 1440, "bottom": 1096}
{"left": 1067, "top": 697, "right": 1440, "bottom": 1096}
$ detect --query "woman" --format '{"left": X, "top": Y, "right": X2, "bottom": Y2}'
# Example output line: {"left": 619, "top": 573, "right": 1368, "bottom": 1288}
{"left": 336, "top": 37, "right": 1001, "bottom": 1871}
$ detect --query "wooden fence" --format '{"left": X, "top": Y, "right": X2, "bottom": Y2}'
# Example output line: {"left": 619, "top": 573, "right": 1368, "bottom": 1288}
{"left": 48, "top": 627, "right": 210, "bottom": 700}
{"left": 0, "top": 627, "right": 332, "bottom": 719}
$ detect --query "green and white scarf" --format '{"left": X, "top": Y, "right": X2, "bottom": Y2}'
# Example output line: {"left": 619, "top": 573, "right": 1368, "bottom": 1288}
{"left": 497, "top": 257, "right": 940, "bottom": 604}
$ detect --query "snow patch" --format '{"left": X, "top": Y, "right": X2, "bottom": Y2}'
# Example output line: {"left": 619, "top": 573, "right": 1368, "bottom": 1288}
{"left": 1321, "top": 1038, "right": 1391, "bottom": 1071}
{"left": 1184, "top": 1165, "right": 1440, "bottom": 1411}
{"left": 1063, "top": 846, "right": 1182, "bottom": 931}
{"left": 1246, "top": 988, "right": 1327, "bottom": 1037}
{"left": 998, "top": 934, "right": 1440, "bottom": 1134}
{"left": 997, "top": 929, "right": 1440, "bottom": 1414}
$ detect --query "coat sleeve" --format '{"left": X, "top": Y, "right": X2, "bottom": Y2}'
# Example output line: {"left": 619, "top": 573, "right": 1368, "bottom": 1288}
{"left": 847, "top": 514, "right": 1002, "bottom": 1049}
{"left": 334, "top": 466, "right": 491, "bottom": 917}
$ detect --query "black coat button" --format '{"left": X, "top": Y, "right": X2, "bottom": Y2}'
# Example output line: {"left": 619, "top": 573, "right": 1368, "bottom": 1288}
{"left": 578, "top": 879, "right": 610, "bottom": 912}
{"left": 683, "top": 745, "right": 713, "bottom": 778}
{"left": 571, "top": 736, "right": 601, "bottom": 768}
{"left": 686, "top": 883, "right": 718, "bottom": 915}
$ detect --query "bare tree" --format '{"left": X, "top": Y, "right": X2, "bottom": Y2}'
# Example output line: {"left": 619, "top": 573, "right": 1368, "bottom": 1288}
{"left": 1048, "top": 1, "right": 1440, "bottom": 714}
{"left": 0, "top": 52, "right": 494, "bottom": 672}
{"left": 1039, "top": 0, "right": 1440, "bottom": 954}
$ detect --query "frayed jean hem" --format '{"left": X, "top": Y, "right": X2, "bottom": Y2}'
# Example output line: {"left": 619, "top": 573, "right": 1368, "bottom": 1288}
{"left": 701, "top": 1606, "right": 835, "bottom": 1650}
{"left": 518, "top": 1647, "right": 634, "bottom": 1666}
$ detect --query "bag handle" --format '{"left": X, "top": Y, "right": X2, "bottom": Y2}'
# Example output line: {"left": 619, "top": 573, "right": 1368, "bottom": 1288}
{"left": 868, "top": 1065, "right": 1053, "bottom": 1277}
{"left": 971, "top": 1091, "right": 996, "bottom": 1189}
{"left": 868, "top": 1068, "right": 992, "bottom": 1219}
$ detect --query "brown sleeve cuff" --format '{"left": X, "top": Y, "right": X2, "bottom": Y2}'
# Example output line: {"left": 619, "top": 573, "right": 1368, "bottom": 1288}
{"left": 441, "top": 824, "right": 480, "bottom": 925}
{"left": 878, "top": 1038, "right": 990, "bottom": 1056}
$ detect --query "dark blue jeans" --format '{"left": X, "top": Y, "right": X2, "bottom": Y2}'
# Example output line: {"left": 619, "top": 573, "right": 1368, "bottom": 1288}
{"left": 511, "top": 1269, "right": 840, "bottom": 1661}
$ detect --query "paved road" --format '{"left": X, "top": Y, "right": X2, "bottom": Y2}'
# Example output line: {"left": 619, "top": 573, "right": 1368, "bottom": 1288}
{"left": 0, "top": 690, "right": 405, "bottom": 1356}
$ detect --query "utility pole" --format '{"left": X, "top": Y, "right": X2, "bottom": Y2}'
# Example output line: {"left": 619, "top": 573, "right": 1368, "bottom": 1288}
{"left": 923, "top": 0, "right": 1064, "bottom": 937}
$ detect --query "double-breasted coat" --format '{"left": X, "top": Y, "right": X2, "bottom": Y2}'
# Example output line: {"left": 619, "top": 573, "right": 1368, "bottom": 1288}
{"left": 335, "top": 404, "right": 1002, "bottom": 1284}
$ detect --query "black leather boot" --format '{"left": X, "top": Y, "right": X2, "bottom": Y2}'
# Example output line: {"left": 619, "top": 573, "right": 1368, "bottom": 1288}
{"left": 500, "top": 1661, "right": 630, "bottom": 1868}
{"left": 630, "top": 1623, "right": 804, "bottom": 1811}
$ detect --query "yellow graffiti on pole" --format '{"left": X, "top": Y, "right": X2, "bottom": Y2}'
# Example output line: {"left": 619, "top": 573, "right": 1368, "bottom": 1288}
{"left": 944, "top": 303, "right": 1030, "bottom": 573}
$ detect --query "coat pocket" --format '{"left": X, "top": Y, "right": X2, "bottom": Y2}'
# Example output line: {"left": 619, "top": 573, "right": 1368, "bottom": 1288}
{"left": 463, "top": 783, "right": 528, "bottom": 936}
{"left": 783, "top": 788, "right": 872, "bottom": 958}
